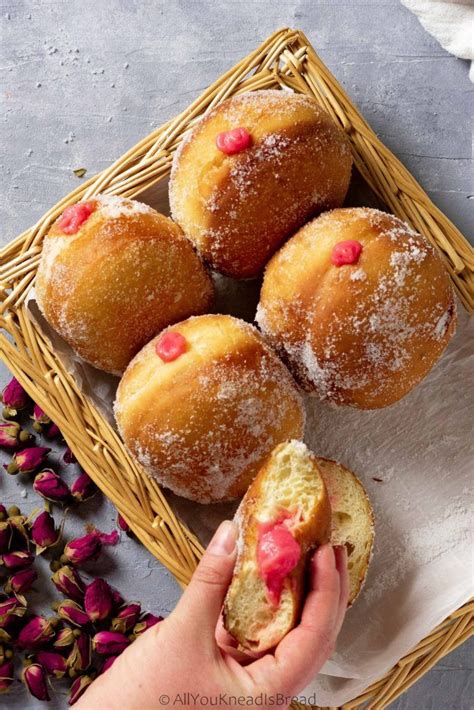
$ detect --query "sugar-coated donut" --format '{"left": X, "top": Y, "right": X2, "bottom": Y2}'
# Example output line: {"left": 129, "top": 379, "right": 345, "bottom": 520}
{"left": 256, "top": 208, "right": 456, "bottom": 409}
{"left": 114, "top": 314, "right": 305, "bottom": 503}
{"left": 169, "top": 90, "right": 352, "bottom": 279}
{"left": 36, "top": 195, "right": 214, "bottom": 375}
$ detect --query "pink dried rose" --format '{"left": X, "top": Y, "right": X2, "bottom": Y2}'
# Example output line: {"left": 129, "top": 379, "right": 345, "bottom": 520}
{"left": 31, "top": 404, "right": 51, "bottom": 432}
{"left": 52, "top": 626, "right": 77, "bottom": 649}
{"left": 31, "top": 511, "right": 59, "bottom": 551}
{"left": 67, "top": 631, "right": 91, "bottom": 673}
{"left": 44, "top": 422, "right": 61, "bottom": 439}
{"left": 111, "top": 602, "right": 141, "bottom": 633}
{"left": 22, "top": 662, "right": 50, "bottom": 701}
{"left": 1, "top": 377, "right": 29, "bottom": 417}
{"left": 92, "top": 630, "right": 129, "bottom": 655}
{"left": 63, "top": 528, "right": 118, "bottom": 566}
{"left": 1, "top": 550, "right": 35, "bottom": 570}
{"left": 4, "top": 567, "right": 38, "bottom": 595}
{"left": 116, "top": 512, "right": 130, "bottom": 532}
{"left": 56, "top": 600, "right": 90, "bottom": 628}
{"left": 0, "top": 505, "right": 6, "bottom": 521}
{"left": 63, "top": 533, "right": 102, "bottom": 566}
{"left": 63, "top": 447, "right": 76, "bottom": 465}
{"left": 69, "top": 674, "right": 93, "bottom": 705}
{"left": 133, "top": 612, "right": 163, "bottom": 637}
{"left": 4, "top": 446, "right": 51, "bottom": 475}
{"left": 33, "top": 469, "right": 70, "bottom": 502}
{"left": 0, "top": 421, "right": 31, "bottom": 449}
{"left": 51, "top": 565, "right": 85, "bottom": 602}
{"left": 0, "top": 597, "right": 26, "bottom": 628}
{"left": 100, "top": 654, "right": 119, "bottom": 674}
{"left": 84, "top": 578, "right": 113, "bottom": 622}
{"left": 18, "top": 615, "right": 55, "bottom": 649}
{"left": 71, "top": 471, "right": 97, "bottom": 502}
{"left": 0, "top": 659, "right": 14, "bottom": 693}
{"left": 36, "top": 650, "right": 67, "bottom": 678}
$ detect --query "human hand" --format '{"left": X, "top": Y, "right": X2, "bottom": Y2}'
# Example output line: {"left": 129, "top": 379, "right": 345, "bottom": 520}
{"left": 77, "top": 520, "right": 348, "bottom": 709}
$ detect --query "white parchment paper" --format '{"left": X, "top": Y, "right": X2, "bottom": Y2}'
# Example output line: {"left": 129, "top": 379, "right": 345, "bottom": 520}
{"left": 26, "top": 178, "right": 474, "bottom": 707}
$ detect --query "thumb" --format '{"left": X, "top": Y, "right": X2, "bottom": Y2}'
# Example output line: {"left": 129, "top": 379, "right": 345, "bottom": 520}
{"left": 173, "top": 520, "right": 237, "bottom": 643}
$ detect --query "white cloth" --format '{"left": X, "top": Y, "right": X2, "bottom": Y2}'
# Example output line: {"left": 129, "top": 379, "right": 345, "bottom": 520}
{"left": 401, "top": 0, "right": 474, "bottom": 80}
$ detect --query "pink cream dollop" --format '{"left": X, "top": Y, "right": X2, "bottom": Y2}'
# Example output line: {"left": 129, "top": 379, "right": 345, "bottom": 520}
{"left": 216, "top": 127, "right": 252, "bottom": 155}
{"left": 330, "top": 239, "right": 363, "bottom": 267}
{"left": 257, "top": 513, "right": 301, "bottom": 606}
{"left": 57, "top": 202, "right": 95, "bottom": 234}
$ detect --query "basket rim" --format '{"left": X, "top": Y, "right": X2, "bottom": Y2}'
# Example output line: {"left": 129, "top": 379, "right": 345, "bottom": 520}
{"left": 1, "top": 26, "right": 472, "bottom": 710}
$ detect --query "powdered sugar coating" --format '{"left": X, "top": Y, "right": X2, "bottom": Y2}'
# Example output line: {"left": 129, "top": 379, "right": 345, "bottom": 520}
{"left": 169, "top": 90, "right": 352, "bottom": 278}
{"left": 257, "top": 208, "right": 457, "bottom": 409}
{"left": 115, "top": 315, "right": 305, "bottom": 503}
{"left": 35, "top": 195, "right": 213, "bottom": 374}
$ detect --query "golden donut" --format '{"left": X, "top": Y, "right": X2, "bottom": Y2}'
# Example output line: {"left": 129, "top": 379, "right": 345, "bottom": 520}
{"left": 114, "top": 314, "right": 305, "bottom": 503}
{"left": 256, "top": 208, "right": 456, "bottom": 409}
{"left": 169, "top": 90, "right": 352, "bottom": 279}
{"left": 36, "top": 195, "right": 214, "bottom": 375}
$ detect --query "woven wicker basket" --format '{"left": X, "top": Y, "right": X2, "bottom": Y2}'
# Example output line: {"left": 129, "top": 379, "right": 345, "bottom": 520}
{"left": 1, "top": 27, "right": 472, "bottom": 709}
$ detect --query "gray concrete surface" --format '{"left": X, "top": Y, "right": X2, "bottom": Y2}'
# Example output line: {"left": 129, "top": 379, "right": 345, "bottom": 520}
{"left": 1, "top": 1, "right": 472, "bottom": 708}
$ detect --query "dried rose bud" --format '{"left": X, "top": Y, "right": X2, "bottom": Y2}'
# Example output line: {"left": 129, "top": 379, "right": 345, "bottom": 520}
{"left": 100, "top": 655, "right": 118, "bottom": 674}
{"left": 116, "top": 512, "right": 130, "bottom": 532}
{"left": 31, "top": 404, "right": 51, "bottom": 432}
{"left": 22, "top": 662, "right": 50, "bottom": 701}
{"left": 31, "top": 511, "right": 59, "bottom": 551}
{"left": 0, "top": 421, "right": 31, "bottom": 449}
{"left": 18, "top": 615, "right": 55, "bottom": 649}
{"left": 71, "top": 471, "right": 97, "bottom": 502}
{"left": 67, "top": 631, "right": 91, "bottom": 673}
{"left": 1, "top": 377, "right": 29, "bottom": 417}
{"left": 0, "top": 505, "right": 6, "bottom": 521}
{"left": 52, "top": 626, "right": 77, "bottom": 649}
{"left": 0, "top": 659, "right": 14, "bottom": 693}
{"left": 69, "top": 674, "right": 93, "bottom": 705}
{"left": 4, "top": 567, "right": 38, "bottom": 595}
{"left": 92, "top": 630, "right": 129, "bottom": 655}
{"left": 56, "top": 600, "right": 90, "bottom": 627}
{"left": 36, "top": 650, "right": 67, "bottom": 678}
{"left": 84, "top": 579, "right": 113, "bottom": 622}
{"left": 5, "top": 446, "right": 51, "bottom": 475}
{"left": 63, "top": 533, "right": 102, "bottom": 566}
{"left": 33, "top": 469, "right": 70, "bottom": 502}
{"left": 44, "top": 422, "right": 61, "bottom": 439}
{"left": 0, "top": 597, "right": 26, "bottom": 628}
{"left": 111, "top": 602, "right": 141, "bottom": 634}
{"left": 51, "top": 565, "right": 85, "bottom": 602}
{"left": 0, "top": 522, "right": 11, "bottom": 554}
{"left": 1, "top": 550, "right": 34, "bottom": 570}
{"left": 132, "top": 612, "right": 163, "bottom": 637}
{"left": 63, "top": 447, "right": 76, "bottom": 465}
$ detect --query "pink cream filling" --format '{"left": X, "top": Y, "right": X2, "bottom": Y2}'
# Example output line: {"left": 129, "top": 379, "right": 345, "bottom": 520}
{"left": 257, "top": 512, "right": 301, "bottom": 606}
{"left": 57, "top": 202, "right": 95, "bottom": 234}
{"left": 330, "top": 239, "right": 363, "bottom": 267}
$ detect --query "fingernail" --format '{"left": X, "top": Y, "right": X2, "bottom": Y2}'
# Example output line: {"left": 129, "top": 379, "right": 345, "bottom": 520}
{"left": 208, "top": 521, "right": 236, "bottom": 556}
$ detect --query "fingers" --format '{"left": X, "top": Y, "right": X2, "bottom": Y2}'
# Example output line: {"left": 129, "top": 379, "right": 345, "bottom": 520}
{"left": 172, "top": 520, "right": 237, "bottom": 645}
{"left": 216, "top": 615, "right": 261, "bottom": 665}
{"left": 246, "top": 544, "right": 346, "bottom": 695}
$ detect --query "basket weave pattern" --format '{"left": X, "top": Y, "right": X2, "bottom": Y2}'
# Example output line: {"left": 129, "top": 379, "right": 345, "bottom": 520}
{"left": 1, "top": 28, "right": 472, "bottom": 709}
